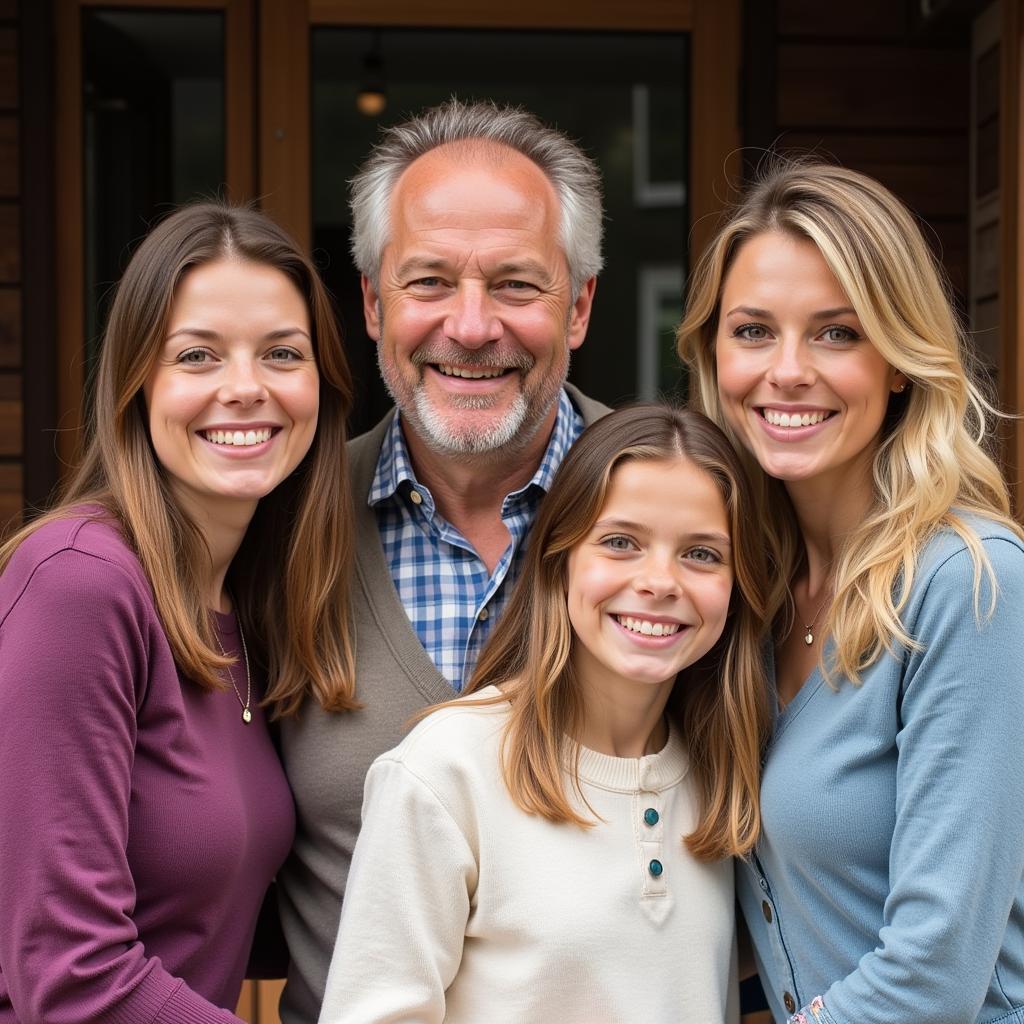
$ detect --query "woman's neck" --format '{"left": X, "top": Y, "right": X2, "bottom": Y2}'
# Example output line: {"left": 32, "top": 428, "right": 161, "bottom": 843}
{"left": 170, "top": 486, "right": 256, "bottom": 611}
{"left": 784, "top": 458, "right": 876, "bottom": 595}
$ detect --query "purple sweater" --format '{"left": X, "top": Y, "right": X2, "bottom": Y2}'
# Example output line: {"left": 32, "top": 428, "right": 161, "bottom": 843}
{"left": 0, "top": 515, "right": 295, "bottom": 1024}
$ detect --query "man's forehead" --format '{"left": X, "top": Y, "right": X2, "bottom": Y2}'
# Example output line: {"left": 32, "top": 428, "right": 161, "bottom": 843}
{"left": 391, "top": 142, "right": 559, "bottom": 217}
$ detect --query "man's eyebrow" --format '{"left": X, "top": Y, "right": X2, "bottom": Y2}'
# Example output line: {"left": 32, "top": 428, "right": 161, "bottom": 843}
{"left": 395, "top": 256, "right": 450, "bottom": 278}
{"left": 492, "top": 259, "right": 553, "bottom": 282}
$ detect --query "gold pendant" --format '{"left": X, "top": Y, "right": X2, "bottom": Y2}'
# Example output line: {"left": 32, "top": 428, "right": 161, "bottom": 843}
{"left": 804, "top": 629, "right": 813, "bottom": 645}
{"left": 242, "top": 707, "right": 252, "bottom": 723}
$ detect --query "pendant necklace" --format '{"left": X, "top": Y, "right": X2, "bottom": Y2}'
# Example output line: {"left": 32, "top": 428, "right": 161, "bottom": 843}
{"left": 802, "top": 592, "right": 831, "bottom": 646}
{"left": 215, "top": 610, "right": 253, "bottom": 723}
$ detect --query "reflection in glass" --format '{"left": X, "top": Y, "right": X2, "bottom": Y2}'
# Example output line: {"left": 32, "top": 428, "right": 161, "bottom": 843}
{"left": 83, "top": 10, "right": 225, "bottom": 363}
{"left": 311, "top": 29, "right": 689, "bottom": 431}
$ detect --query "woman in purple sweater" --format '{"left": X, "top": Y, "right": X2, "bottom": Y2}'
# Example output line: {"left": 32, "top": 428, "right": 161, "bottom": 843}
{"left": 0, "top": 204, "right": 357, "bottom": 1023}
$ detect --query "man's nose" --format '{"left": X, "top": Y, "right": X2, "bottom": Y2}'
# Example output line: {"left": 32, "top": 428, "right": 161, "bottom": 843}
{"left": 443, "top": 285, "right": 503, "bottom": 349}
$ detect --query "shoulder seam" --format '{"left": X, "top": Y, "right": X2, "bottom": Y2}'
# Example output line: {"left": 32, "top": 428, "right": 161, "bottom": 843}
{"left": 0, "top": 545, "right": 146, "bottom": 632}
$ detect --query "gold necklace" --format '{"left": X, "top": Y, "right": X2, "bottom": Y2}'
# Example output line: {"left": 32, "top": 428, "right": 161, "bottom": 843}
{"left": 802, "top": 593, "right": 831, "bottom": 646}
{"left": 214, "top": 612, "right": 252, "bottom": 723}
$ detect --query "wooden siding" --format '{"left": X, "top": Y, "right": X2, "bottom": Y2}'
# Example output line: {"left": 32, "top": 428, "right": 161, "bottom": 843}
{"left": 754, "top": 0, "right": 971, "bottom": 297}
{"left": 0, "top": 0, "right": 18, "bottom": 537}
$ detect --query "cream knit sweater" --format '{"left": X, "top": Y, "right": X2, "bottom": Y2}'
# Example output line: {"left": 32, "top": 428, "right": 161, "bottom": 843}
{"left": 319, "top": 689, "right": 738, "bottom": 1023}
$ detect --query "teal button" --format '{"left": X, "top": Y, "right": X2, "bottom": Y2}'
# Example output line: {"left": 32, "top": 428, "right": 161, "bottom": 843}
{"left": 648, "top": 859, "right": 663, "bottom": 877}
{"left": 643, "top": 807, "right": 659, "bottom": 826}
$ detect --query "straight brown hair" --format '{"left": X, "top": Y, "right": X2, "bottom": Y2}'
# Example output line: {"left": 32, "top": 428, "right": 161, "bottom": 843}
{"left": 0, "top": 202, "right": 356, "bottom": 716}
{"left": 454, "top": 405, "right": 771, "bottom": 861}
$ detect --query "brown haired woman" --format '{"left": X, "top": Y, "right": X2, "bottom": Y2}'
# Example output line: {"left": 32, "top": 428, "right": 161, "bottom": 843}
{"left": 317, "top": 404, "right": 771, "bottom": 1024}
{"left": 0, "top": 203, "right": 355, "bottom": 1022}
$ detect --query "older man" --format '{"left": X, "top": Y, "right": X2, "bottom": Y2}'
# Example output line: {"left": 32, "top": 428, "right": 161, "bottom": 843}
{"left": 277, "top": 99, "right": 609, "bottom": 1022}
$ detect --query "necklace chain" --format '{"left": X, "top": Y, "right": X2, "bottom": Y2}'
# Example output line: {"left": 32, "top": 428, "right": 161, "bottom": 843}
{"left": 214, "top": 607, "right": 252, "bottom": 724}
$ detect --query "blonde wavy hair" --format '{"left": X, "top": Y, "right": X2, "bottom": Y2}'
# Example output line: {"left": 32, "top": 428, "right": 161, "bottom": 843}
{"left": 0, "top": 203, "right": 356, "bottom": 717}
{"left": 677, "top": 160, "right": 1021, "bottom": 680}
{"left": 451, "top": 405, "right": 772, "bottom": 861}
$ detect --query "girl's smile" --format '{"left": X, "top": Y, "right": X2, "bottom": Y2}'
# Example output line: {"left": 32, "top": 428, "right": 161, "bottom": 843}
{"left": 566, "top": 456, "right": 734, "bottom": 701}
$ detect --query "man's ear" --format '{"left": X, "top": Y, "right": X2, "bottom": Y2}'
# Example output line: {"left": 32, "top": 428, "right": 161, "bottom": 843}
{"left": 362, "top": 275, "right": 382, "bottom": 341}
{"left": 567, "top": 277, "right": 597, "bottom": 352}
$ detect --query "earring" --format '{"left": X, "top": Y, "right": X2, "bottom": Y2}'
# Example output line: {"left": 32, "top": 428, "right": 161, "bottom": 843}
{"left": 893, "top": 381, "right": 908, "bottom": 394}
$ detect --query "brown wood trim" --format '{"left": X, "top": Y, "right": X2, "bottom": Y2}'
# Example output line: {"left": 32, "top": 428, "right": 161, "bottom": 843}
{"left": 1000, "top": 0, "right": 1024, "bottom": 507}
{"left": 225, "top": 0, "right": 256, "bottom": 201}
{"left": 258, "top": 0, "right": 311, "bottom": 250}
{"left": 310, "top": 0, "right": 693, "bottom": 30}
{"left": 20, "top": 0, "right": 58, "bottom": 507}
{"left": 54, "top": 0, "right": 83, "bottom": 475}
{"left": 78, "top": 0, "right": 229, "bottom": 6}
{"left": 690, "top": 0, "right": 742, "bottom": 262}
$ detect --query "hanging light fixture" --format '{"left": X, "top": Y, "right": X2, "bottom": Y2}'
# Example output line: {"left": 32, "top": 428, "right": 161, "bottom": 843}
{"left": 356, "top": 32, "right": 386, "bottom": 117}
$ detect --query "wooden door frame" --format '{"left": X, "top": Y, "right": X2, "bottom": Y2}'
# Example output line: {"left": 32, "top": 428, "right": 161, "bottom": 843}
{"left": 259, "top": 0, "right": 742, "bottom": 258}
{"left": 1001, "top": 0, "right": 1024, "bottom": 506}
{"left": 53, "top": 0, "right": 255, "bottom": 470}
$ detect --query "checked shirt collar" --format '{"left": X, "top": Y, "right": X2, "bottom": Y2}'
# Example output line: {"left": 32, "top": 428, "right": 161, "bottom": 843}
{"left": 369, "top": 388, "right": 583, "bottom": 690}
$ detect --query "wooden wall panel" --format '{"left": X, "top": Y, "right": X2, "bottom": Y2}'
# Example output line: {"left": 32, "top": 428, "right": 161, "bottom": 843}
{"left": 0, "top": 28, "right": 13, "bottom": 110}
{"left": 0, "top": 202, "right": 18, "bottom": 282}
{"left": 756, "top": 4, "right": 972, "bottom": 308}
{"left": 0, "top": 462, "right": 22, "bottom": 536}
{"left": 778, "top": 44, "right": 968, "bottom": 131}
{"left": 0, "top": 4, "right": 18, "bottom": 527}
{"left": 0, "top": 286, "right": 18, "bottom": 367}
{"left": 0, "top": 116, "right": 16, "bottom": 196}
{"left": 777, "top": 0, "right": 909, "bottom": 38}
{"left": 777, "top": 133, "right": 968, "bottom": 219}
{"left": 0, "top": 372, "right": 21, "bottom": 456}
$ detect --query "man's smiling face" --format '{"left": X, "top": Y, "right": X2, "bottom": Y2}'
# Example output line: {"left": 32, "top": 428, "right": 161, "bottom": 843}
{"left": 363, "top": 142, "right": 594, "bottom": 458}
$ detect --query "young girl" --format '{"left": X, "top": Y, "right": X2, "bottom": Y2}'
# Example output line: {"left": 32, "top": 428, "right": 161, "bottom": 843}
{"left": 318, "top": 404, "right": 771, "bottom": 1024}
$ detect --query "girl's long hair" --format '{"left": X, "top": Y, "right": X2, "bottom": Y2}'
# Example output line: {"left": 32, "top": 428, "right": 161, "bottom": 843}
{"left": 454, "top": 405, "right": 771, "bottom": 861}
{"left": 0, "top": 202, "right": 356, "bottom": 716}
{"left": 677, "top": 160, "right": 1022, "bottom": 680}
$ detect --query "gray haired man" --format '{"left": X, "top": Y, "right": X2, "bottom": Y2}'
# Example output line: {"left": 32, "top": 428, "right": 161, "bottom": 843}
{"left": 277, "top": 99, "right": 609, "bottom": 1022}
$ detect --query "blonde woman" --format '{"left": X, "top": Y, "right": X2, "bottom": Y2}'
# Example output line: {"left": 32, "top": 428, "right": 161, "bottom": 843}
{"left": 678, "top": 162, "right": 1024, "bottom": 1024}
{"left": 0, "top": 204, "right": 355, "bottom": 1022}
{"left": 318, "top": 405, "right": 771, "bottom": 1023}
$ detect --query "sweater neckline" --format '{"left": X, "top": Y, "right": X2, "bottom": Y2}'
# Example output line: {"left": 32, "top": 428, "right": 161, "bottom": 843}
{"left": 572, "top": 723, "right": 689, "bottom": 793}
{"left": 470, "top": 685, "right": 690, "bottom": 793}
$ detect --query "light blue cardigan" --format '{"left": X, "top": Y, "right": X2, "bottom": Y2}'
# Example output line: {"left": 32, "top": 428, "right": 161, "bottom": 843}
{"left": 738, "top": 519, "right": 1024, "bottom": 1024}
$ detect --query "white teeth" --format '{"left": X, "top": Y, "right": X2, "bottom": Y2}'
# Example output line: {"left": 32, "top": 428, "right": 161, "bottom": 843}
{"left": 203, "top": 428, "right": 272, "bottom": 446}
{"left": 762, "top": 409, "right": 830, "bottom": 428}
{"left": 436, "top": 364, "right": 505, "bottom": 379}
{"left": 615, "top": 615, "right": 681, "bottom": 637}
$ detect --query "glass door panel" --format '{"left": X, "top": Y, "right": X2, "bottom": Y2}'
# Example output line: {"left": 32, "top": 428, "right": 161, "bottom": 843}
{"left": 311, "top": 28, "right": 688, "bottom": 432}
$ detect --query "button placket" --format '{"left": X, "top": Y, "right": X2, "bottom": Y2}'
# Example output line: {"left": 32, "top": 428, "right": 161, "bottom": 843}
{"left": 751, "top": 855, "right": 800, "bottom": 1015}
{"left": 638, "top": 764, "right": 666, "bottom": 897}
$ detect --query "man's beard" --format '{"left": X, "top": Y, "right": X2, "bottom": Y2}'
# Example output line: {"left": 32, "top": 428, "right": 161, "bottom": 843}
{"left": 377, "top": 335, "right": 570, "bottom": 461}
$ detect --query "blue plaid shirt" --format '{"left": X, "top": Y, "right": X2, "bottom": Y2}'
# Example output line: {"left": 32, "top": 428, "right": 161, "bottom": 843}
{"left": 370, "top": 388, "right": 584, "bottom": 692}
